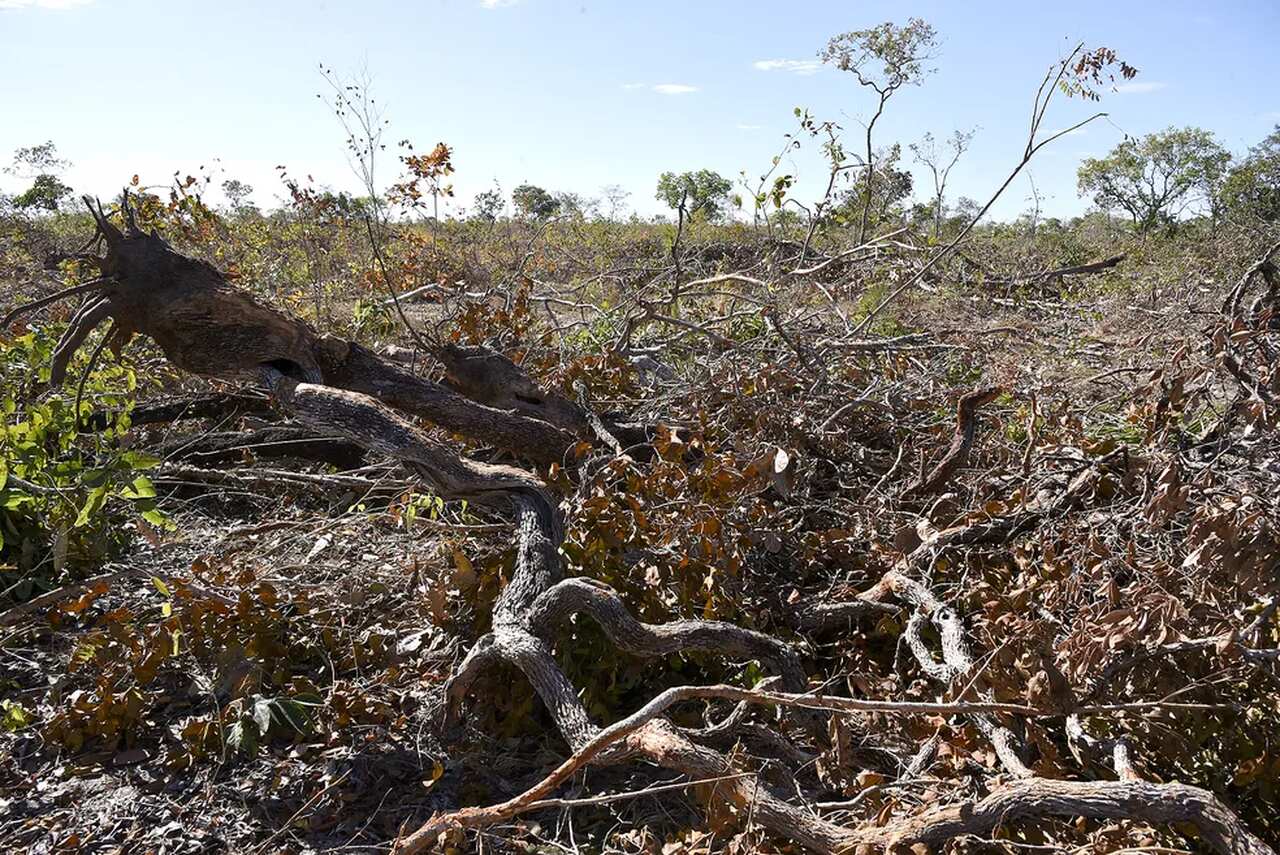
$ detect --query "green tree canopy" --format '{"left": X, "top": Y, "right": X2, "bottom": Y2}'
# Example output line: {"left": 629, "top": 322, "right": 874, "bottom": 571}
{"left": 221, "top": 179, "right": 257, "bottom": 214}
{"left": 6, "top": 141, "right": 72, "bottom": 212}
{"left": 1220, "top": 125, "right": 1280, "bottom": 223}
{"left": 655, "top": 169, "right": 733, "bottom": 222}
{"left": 1076, "top": 126, "right": 1231, "bottom": 230}
{"left": 512, "top": 183, "right": 560, "bottom": 219}
{"left": 472, "top": 186, "right": 505, "bottom": 221}
{"left": 13, "top": 174, "right": 73, "bottom": 212}
{"left": 833, "top": 143, "right": 913, "bottom": 228}
{"left": 819, "top": 17, "right": 937, "bottom": 92}
{"left": 820, "top": 18, "right": 937, "bottom": 241}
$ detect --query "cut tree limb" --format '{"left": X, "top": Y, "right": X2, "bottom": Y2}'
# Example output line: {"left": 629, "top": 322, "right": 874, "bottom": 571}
{"left": 153, "top": 426, "right": 367, "bottom": 468}
{"left": 83, "top": 391, "right": 273, "bottom": 431}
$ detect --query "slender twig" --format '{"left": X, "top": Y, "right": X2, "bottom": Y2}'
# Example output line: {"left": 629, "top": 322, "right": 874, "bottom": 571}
{"left": 524, "top": 772, "right": 756, "bottom": 810}
{"left": 363, "top": 214, "right": 437, "bottom": 354}
{"left": 1, "top": 278, "right": 112, "bottom": 328}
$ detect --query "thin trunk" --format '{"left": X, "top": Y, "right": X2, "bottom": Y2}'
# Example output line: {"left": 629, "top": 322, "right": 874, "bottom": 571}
{"left": 858, "top": 93, "right": 888, "bottom": 244}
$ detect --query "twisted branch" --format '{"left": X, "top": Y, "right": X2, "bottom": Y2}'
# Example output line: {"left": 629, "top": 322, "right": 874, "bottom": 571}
{"left": 528, "top": 577, "right": 807, "bottom": 691}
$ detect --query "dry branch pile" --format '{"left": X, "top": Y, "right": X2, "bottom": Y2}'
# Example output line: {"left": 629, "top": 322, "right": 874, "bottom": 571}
{"left": 1, "top": 197, "right": 1278, "bottom": 855}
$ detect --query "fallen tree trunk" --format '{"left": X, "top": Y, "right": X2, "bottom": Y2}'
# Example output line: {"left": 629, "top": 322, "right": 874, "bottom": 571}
{"left": 24, "top": 196, "right": 580, "bottom": 466}
{"left": 153, "top": 425, "right": 367, "bottom": 468}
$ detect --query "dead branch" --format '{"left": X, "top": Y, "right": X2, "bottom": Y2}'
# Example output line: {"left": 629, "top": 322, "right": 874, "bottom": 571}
{"left": 82, "top": 391, "right": 274, "bottom": 431}
{"left": 862, "top": 778, "right": 1272, "bottom": 855}
{"left": 1, "top": 278, "right": 114, "bottom": 328}
{"left": 153, "top": 426, "right": 367, "bottom": 469}
{"left": 984, "top": 252, "right": 1127, "bottom": 286}
{"left": 154, "top": 462, "right": 406, "bottom": 496}
{"left": 0, "top": 565, "right": 143, "bottom": 627}
{"left": 902, "top": 385, "right": 1002, "bottom": 496}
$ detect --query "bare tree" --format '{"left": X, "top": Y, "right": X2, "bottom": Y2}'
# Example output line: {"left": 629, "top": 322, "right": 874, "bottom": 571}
{"left": 1024, "top": 170, "right": 1044, "bottom": 235}
{"left": 910, "top": 127, "right": 976, "bottom": 239}
{"left": 600, "top": 183, "right": 631, "bottom": 221}
{"left": 318, "top": 62, "right": 389, "bottom": 223}
{"left": 854, "top": 43, "right": 1136, "bottom": 333}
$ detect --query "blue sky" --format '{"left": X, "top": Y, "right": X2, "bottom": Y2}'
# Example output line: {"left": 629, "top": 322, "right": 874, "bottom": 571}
{"left": 1, "top": 0, "right": 1276, "bottom": 221}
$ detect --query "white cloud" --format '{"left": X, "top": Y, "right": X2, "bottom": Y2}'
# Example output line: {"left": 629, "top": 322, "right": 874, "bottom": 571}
{"left": 478, "top": 0, "right": 519, "bottom": 8}
{"left": 753, "top": 59, "right": 821, "bottom": 75}
{"left": 1260, "top": 111, "right": 1280, "bottom": 122}
{"left": 0, "top": 0, "right": 94, "bottom": 8}
{"left": 620, "top": 82, "right": 701, "bottom": 95}
{"left": 736, "top": 123, "right": 763, "bottom": 130}
{"left": 652, "top": 83, "right": 698, "bottom": 95}
{"left": 1114, "top": 81, "right": 1168, "bottom": 95}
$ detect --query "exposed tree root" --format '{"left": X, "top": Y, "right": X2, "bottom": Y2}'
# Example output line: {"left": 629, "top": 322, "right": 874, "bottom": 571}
{"left": 48, "top": 298, "right": 112, "bottom": 386}
{"left": 38, "top": 196, "right": 582, "bottom": 465}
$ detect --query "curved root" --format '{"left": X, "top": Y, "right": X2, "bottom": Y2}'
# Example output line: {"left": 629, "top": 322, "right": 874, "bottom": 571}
{"left": 48, "top": 298, "right": 113, "bottom": 386}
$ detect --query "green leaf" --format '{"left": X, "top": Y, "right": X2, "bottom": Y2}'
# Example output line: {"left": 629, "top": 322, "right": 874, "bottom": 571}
{"left": 270, "top": 697, "right": 318, "bottom": 735}
{"left": 1, "top": 699, "right": 32, "bottom": 732}
{"left": 226, "top": 720, "right": 257, "bottom": 757}
{"left": 74, "top": 485, "right": 108, "bottom": 528}
{"left": 122, "top": 452, "right": 162, "bottom": 470}
{"left": 122, "top": 475, "right": 156, "bottom": 499}
{"left": 141, "top": 508, "right": 176, "bottom": 531}
{"left": 151, "top": 576, "right": 171, "bottom": 598}
{"left": 0, "top": 459, "right": 7, "bottom": 491}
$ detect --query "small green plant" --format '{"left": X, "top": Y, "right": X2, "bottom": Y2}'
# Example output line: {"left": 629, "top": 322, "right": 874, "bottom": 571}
{"left": 225, "top": 692, "right": 323, "bottom": 757}
{"left": 728, "top": 310, "right": 767, "bottom": 342}
{"left": 850, "top": 280, "right": 909, "bottom": 336}
{"left": 350, "top": 295, "right": 396, "bottom": 339}
{"left": 1, "top": 698, "right": 34, "bottom": 732}
{"left": 1, "top": 328, "right": 169, "bottom": 601}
